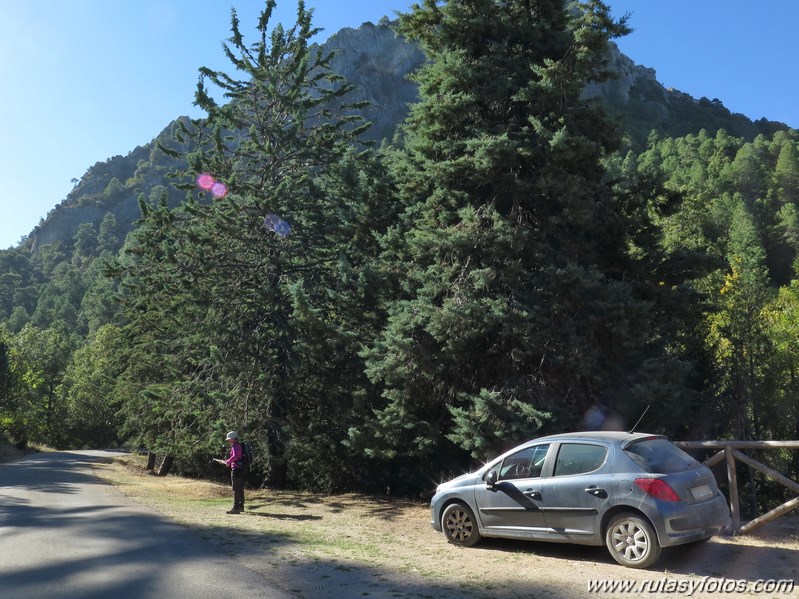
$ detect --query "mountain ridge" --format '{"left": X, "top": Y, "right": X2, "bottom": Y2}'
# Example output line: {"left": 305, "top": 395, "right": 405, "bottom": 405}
{"left": 27, "top": 19, "right": 789, "bottom": 254}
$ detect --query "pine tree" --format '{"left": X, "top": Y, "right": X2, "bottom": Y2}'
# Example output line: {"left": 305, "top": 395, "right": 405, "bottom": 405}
{"left": 764, "top": 281, "right": 799, "bottom": 459}
{"left": 773, "top": 138, "right": 799, "bottom": 203}
{"left": 114, "top": 0, "right": 383, "bottom": 488}
{"left": 356, "top": 0, "right": 650, "bottom": 471}
{"left": 0, "top": 326, "right": 13, "bottom": 420}
{"left": 707, "top": 197, "right": 773, "bottom": 439}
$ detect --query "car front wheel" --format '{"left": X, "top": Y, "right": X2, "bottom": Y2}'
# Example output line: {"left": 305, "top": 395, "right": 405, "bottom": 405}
{"left": 605, "top": 513, "right": 661, "bottom": 568}
{"left": 441, "top": 503, "right": 482, "bottom": 547}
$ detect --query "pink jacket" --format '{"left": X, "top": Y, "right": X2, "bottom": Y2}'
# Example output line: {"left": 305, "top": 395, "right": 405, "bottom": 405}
{"left": 224, "top": 442, "right": 243, "bottom": 469}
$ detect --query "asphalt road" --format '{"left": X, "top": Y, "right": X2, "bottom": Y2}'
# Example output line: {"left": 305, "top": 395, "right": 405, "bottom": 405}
{"left": 0, "top": 450, "right": 293, "bottom": 599}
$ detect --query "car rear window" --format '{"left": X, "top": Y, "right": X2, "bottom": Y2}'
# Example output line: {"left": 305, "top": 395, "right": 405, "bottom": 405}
{"left": 624, "top": 438, "right": 699, "bottom": 473}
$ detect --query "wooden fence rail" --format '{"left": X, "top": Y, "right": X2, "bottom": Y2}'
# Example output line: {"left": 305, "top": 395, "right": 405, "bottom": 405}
{"left": 674, "top": 440, "right": 799, "bottom": 535}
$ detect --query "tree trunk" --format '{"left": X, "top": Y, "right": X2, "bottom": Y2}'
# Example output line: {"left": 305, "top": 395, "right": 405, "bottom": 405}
{"left": 146, "top": 451, "right": 156, "bottom": 471}
{"left": 157, "top": 455, "right": 174, "bottom": 476}
{"left": 266, "top": 457, "right": 287, "bottom": 488}
{"left": 749, "top": 352, "right": 761, "bottom": 439}
{"left": 265, "top": 421, "right": 287, "bottom": 488}
{"left": 265, "top": 396, "right": 287, "bottom": 488}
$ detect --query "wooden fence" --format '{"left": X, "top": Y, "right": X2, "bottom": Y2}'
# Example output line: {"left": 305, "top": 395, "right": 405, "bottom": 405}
{"left": 674, "top": 440, "right": 799, "bottom": 535}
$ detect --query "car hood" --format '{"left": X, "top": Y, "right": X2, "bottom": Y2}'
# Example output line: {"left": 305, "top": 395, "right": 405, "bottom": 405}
{"left": 436, "top": 470, "right": 481, "bottom": 494}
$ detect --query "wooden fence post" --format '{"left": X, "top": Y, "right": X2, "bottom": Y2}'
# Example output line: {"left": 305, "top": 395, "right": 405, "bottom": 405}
{"left": 738, "top": 497, "right": 799, "bottom": 535}
{"left": 725, "top": 446, "right": 740, "bottom": 533}
{"left": 731, "top": 449, "right": 799, "bottom": 495}
{"left": 676, "top": 440, "right": 799, "bottom": 535}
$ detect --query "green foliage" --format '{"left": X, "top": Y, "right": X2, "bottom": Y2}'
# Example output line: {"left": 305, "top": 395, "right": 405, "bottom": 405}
{"left": 0, "top": 247, "right": 40, "bottom": 322}
{"left": 112, "top": 0, "right": 385, "bottom": 489}
{"left": 643, "top": 127, "right": 799, "bottom": 444}
{"left": 0, "top": 326, "right": 13, "bottom": 415}
{"left": 3, "top": 0, "right": 799, "bottom": 494}
{"left": 97, "top": 213, "right": 120, "bottom": 254}
{"left": 4, "top": 324, "right": 72, "bottom": 447}
{"left": 73, "top": 222, "right": 98, "bottom": 261}
{"left": 354, "top": 0, "right": 674, "bottom": 471}
{"left": 59, "top": 324, "right": 125, "bottom": 447}
{"left": 30, "top": 262, "right": 85, "bottom": 330}
{"left": 763, "top": 282, "right": 799, "bottom": 442}
{"left": 706, "top": 199, "right": 773, "bottom": 438}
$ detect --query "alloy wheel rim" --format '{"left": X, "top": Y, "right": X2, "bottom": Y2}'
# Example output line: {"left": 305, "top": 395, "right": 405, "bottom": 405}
{"left": 611, "top": 521, "right": 648, "bottom": 561}
{"left": 445, "top": 509, "right": 473, "bottom": 542}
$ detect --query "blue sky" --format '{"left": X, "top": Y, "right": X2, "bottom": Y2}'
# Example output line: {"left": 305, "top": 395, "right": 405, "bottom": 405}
{"left": 1, "top": 0, "right": 797, "bottom": 250}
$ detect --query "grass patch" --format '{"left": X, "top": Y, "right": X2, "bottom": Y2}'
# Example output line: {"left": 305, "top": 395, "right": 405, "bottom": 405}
{"left": 90, "top": 452, "right": 799, "bottom": 599}
{"left": 92, "top": 452, "right": 432, "bottom": 568}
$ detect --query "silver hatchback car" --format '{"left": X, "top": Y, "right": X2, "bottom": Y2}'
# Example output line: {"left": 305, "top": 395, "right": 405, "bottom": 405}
{"left": 430, "top": 431, "right": 730, "bottom": 568}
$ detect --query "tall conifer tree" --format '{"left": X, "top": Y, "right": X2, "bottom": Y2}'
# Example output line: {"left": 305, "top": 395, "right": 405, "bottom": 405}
{"left": 115, "top": 0, "right": 384, "bottom": 488}
{"left": 356, "top": 0, "right": 648, "bottom": 466}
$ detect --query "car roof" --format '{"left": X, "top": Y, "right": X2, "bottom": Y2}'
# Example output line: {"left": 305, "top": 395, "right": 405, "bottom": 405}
{"left": 528, "top": 431, "right": 663, "bottom": 444}
{"left": 480, "top": 431, "right": 667, "bottom": 468}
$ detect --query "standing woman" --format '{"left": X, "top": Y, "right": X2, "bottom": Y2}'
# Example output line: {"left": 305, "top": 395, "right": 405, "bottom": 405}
{"left": 214, "top": 431, "right": 245, "bottom": 514}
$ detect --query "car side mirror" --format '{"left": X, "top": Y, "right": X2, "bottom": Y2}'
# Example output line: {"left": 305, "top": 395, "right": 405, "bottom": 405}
{"left": 485, "top": 470, "right": 498, "bottom": 488}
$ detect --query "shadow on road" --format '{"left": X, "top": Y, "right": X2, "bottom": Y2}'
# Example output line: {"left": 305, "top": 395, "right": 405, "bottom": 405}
{"left": 3, "top": 452, "right": 797, "bottom": 599}
{"left": 0, "top": 452, "right": 293, "bottom": 598}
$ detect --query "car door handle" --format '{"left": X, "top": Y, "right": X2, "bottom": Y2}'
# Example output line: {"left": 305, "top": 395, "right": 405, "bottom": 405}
{"left": 585, "top": 486, "right": 607, "bottom": 498}
{"left": 523, "top": 490, "right": 542, "bottom": 499}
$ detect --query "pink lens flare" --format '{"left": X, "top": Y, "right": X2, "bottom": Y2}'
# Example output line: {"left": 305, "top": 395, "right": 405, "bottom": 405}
{"left": 196, "top": 173, "right": 229, "bottom": 199}
{"left": 197, "top": 173, "right": 215, "bottom": 190}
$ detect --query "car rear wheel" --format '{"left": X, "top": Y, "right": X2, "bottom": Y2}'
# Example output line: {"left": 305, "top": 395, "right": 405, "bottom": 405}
{"left": 442, "top": 503, "right": 482, "bottom": 547}
{"left": 605, "top": 513, "right": 661, "bottom": 568}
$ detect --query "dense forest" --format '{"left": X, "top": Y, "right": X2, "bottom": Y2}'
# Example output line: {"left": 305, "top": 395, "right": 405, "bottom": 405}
{"left": 2, "top": 0, "right": 798, "bottom": 502}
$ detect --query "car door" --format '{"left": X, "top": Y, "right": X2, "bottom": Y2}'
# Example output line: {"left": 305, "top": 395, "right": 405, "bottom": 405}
{"left": 540, "top": 442, "right": 610, "bottom": 539}
{"left": 473, "top": 444, "right": 551, "bottom": 537}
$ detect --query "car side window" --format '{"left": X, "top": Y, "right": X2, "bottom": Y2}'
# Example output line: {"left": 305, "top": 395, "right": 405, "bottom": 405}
{"left": 553, "top": 443, "right": 607, "bottom": 476}
{"left": 493, "top": 444, "right": 549, "bottom": 481}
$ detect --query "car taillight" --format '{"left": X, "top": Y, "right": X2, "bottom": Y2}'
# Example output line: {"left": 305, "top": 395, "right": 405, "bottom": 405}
{"left": 634, "top": 478, "right": 680, "bottom": 501}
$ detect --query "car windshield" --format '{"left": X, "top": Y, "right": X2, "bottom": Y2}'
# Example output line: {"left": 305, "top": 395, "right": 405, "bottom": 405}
{"left": 623, "top": 438, "right": 699, "bottom": 473}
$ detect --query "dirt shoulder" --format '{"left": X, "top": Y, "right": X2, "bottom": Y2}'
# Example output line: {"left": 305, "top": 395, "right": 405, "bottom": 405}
{"left": 0, "top": 439, "right": 32, "bottom": 463}
{"left": 90, "top": 453, "right": 798, "bottom": 598}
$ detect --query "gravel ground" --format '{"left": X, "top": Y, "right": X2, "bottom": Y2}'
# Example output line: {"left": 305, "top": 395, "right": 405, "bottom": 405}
{"left": 4, "top": 446, "right": 796, "bottom": 598}
{"left": 91, "top": 454, "right": 799, "bottom": 599}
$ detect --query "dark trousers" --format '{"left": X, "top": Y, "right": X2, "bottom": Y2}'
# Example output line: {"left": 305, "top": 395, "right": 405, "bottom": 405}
{"left": 231, "top": 468, "right": 245, "bottom": 509}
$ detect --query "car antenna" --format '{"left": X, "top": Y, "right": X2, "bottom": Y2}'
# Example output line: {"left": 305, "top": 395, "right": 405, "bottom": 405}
{"left": 629, "top": 405, "right": 650, "bottom": 433}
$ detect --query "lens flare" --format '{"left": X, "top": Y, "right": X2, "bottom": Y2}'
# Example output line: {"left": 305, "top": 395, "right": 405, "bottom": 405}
{"left": 196, "top": 173, "right": 228, "bottom": 199}
{"left": 264, "top": 214, "right": 280, "bottom": 230}
{"left": 197, "top": 173, "right": 214, "bottom": 190}
{"left": 210, "top": 181, "right": 228, "bottom": 198}
{"left": 264, "top": 213, "right": 291, "bottom": 237}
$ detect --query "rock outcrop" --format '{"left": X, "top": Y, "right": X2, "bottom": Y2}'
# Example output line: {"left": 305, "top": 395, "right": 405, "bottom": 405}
{"left": 28, "top": 19, "right": 787, "bottom": 253}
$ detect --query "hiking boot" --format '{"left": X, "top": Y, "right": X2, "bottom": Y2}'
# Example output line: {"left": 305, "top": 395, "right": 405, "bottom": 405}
{"left": 226, "top": 508, "right": 242, "bottom": 514}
